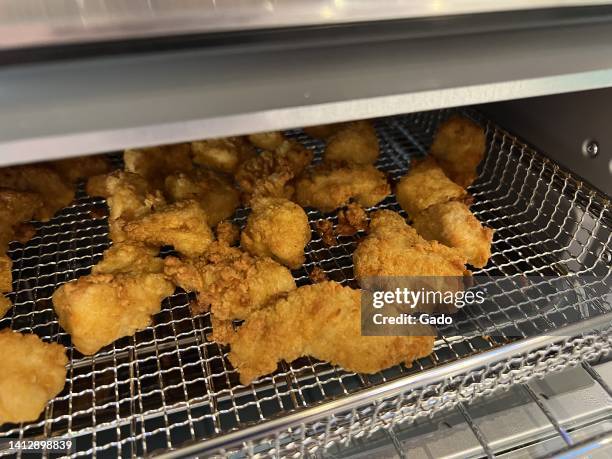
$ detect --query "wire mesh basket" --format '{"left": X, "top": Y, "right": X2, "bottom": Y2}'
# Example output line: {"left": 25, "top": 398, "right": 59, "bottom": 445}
{"left": 0, "top": 109, "right": 610, "bottom": 458}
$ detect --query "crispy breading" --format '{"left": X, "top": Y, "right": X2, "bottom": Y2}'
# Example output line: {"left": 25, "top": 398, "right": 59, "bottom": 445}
{"left": 336, "top": 202, "right": 369, "bottom": 236}
{"left": 412, "top": 201, "right": 493, "bottom": 268}
{"left": 48, "top": 154, "right": 112, "bottom": 184}
{"left": 248, "top": 132, "right": 285, "bottom": 150}
{"left": 226, "top": 282, "right": 435, "bottom": 385}
{"left": 0, "top": 255, "right": 11, "bottom": 293}
{"left": 316, "top": 219, "right": 336, "bottom": 247}
{"left": 192, "top": 137, "right": 256, "bottom": 174}
{"left": 235, "top": 140, "right": 313, "bottom": 204}
{"left": 164, "top": 168, "right": 240, "bottom": 226}
{"left": 353, "top": 210, "right": 468, "bottom": 281}
{"left": 0, "top": 188, "right": 43, "bottom": 229}
{"left": 0, "top": 329, "right": 67, "bottom": 424}
{"left": 0, "top": 166, "right": 74, "bottom": 221}
{"left": 395, "top": 157, "right": 467, "bottom": 216}
{"left": 0, "top": 294, "right": 11, "bottom": 318}
{"left": 216, "top": 221, "right": 240, "bottom": 246}
{"left": 324, "top": 121, "right": 379, "bottom": 164}
{"left": 124, "top": 143, "right": 193, "bottom": 189}
{"left": 121, "top": 200, "right": 213, "bottom": 257}
{"left": 303, "top": 122, "right": 347, "bottom": 139}
{"left": 53, "top": 244, "right": 174, "bottom": 355}
{"left": 164, "top": 243, "right": 296, "bottom": 320}
{"left": 295, "top": 162, "right": 390, "bottom": 213}
{"left": 241, "top": 197, "right": 311, "bottom": 269}
{"left": 430, "top": 115, "right": 486, "bottom": 187}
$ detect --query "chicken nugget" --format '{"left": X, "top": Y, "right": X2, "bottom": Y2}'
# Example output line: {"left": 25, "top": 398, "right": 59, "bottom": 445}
{"left": 0, "top": 188, "right": 43, "bottom": 229}
{"left": 0, "top": 166, "right": 74, "bottom": 221}
{"left": 324, "top": 121, "right": 379, "bottom": 164}
{"left": 353, "top": 210, "right": 468, "bottom": 281}
{"left": 164, "top": 168, "right": 240, "bottom": 226}
{"left": 227, "top": 282, "right": 435, "bottom": 385}
{"left": 164, "top": 244, "right": 296, "bottom": 320}
{"left": 0, "top": 254, "right": 11, "bottom": 293}
{"left": 241, "top": 197, "right": 311, "bottom": 269}
{"left": 295, "top": 162, "right": 390, "bottom": 213}
{"left": 216, "top": 221, "right": 240, "bottom": 246}
{"left": 92, "top": 242, "right": 164, "bottom": 275}
{"left": 121, "top": 200, "right": 213, "bottom": 257}
{"left": 303, "top": 122, "right": 347, "bottom": 139}
{"left": 0, "top": 294, "right": 11, "bottom": 318}
{"left": 430, "top": 115, "right": 486, "bottom": 187}
{"left": 124, "top": 143, "right": 193, "bottom": 189}
{"left": 48, "top": 154, "right": 113, "bottom": 184}
{"left": 395, "top": 157, "right": 467, "bottom": 216}
{"left": 192, "top": 137, "right": 256, "bottom": 174}
{"left": 248, "top": 131, "right": 285, "bottom": 150}
{"left": 412, "top": 201, "right": 493, "bottom": 268}
{"left": 0, "top": 329, "right": 67, "bottom": 424}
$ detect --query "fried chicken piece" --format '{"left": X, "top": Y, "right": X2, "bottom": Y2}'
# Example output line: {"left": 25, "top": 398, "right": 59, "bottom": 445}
{"left": 412, "top": 201, "right": 493, "bottom": 268}
{"left": 324, "top": 121, "right": 379, "bottom": 164}
{"left": 0, "top": 166, "right": 74, "bottom": 221}
{"left": 395, "top": 157, "right": 467, "bottom": 216}
{"left": 164, "top": 168, "right": 240, "bottom": 226}
{"left": 121, "top": 200, "right": 213, "bottom": 257}
{"left": 235, "top": 139, "right": 313, "bottom": 204}
{"left": 0, "top": 329, "right": 67, "bottom": 424}
{"left": 192, "top": 137, "right": 256, "bottom": 174}
{"left": 353, "top": 210, "right": 468, "bottom": 281}
{"left": 303, "top": 122, "right": 347, "bottom": 139}
{"left": 0, "top": 188, "right": 43, "bottom": 228}
{"left": 248, "top": 131, "right": 285, "bottom": 150}
{"left": 0, "top": 255, "right": 11, "bottom": 293}
{"left": 216, "top": 221, "right": 240, "bottom": 246}
{"left": 227, "top": 282, "right": 435, "bottom": 385}
{"left": 430, "top": 115, "right": 486, "bottom": 187}
{"left": 241, "top": 197, "right": 311, "bottom": 269}
{"left": 0, "top": 294, "right": 11, "bottom": 318}
{"left": 124, "top": 143, "right": 193, "bottom": 189}
{"left": 48, "top": 154, "right": 113, "bottom": 184}
{"left": 164, "top": 243, "right": 296, "bottom": 320}
{"left": 309, "top": 266, "right": 328, "bottom": 283}
{"left": 316, "top": 220, "right": 336, "bottom": 246}
{"left": 295, "top": 162, "right": 390, "bottom": 213}
{"left": 52, "top": 244, "right": 174, "bottom": 355}
{"left": 336, "top": 202, "right": 369, "bottom": 236}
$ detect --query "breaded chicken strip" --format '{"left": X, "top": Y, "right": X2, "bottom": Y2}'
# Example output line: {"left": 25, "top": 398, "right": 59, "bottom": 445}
{"left": 0, "top": 166, "right": 74, "bottom": 221}
{"left": 324, "top": 121, "right": 379, "bottom": 164}
{"left": 353, "top": 210, "right": 467, "bottom": 281}
{"left": 396, "top": 157, "right": 467, "bottom": 216}
{"left": 241, "top": 197, "right": 311, "bottom": 269}
{"left": 227, "top": 282, "right": 435, "bottom": 385}
{"left": 0, "top": 294, "right": 11, "bottom": 318}
{"left": 248, "top": 131, "right": 285, "bottom": 150}
{"left": 48, "top": 154, "right": 112, "bottom": 184}
{"left": 192, "top": 137, "right": 256, "bottom": 174}
{"left": 164, "top": 168, "right": 240, "bottom": 226}
{"left": 164, "top": 243, "right": 296, "bottom": 320}
{"left": 295, "top": 162, "right": 390, "bottom": 213}
{"left": 303, "top": 122, "right": 347, "bottom": 139}
{"left": 121, "top": 200, "right": 213, "bottom": 257}
{"left": 430, "top": 115, "right": 486, "bottom": 187}
{"left": 412, "top": 201, "right": 493, "bottom": 268}
{"left": 0, "top": 255, "right": 11, "bottom": 293}
{"left": 52, "top": 243, "right": 174, "bottom": 355}
{"left": 236, "top": 139, "right": 313, "bottom": 204}
{"left": 124, "top": 143, "right": 193, "bottom": 189}
{"left": 0, "top": 329, "right": 67, "bottom": 424}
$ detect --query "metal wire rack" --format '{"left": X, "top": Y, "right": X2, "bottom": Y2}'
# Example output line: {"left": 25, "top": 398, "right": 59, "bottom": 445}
{"left": 0, "top": 109, "right": 610, "bottom": 458}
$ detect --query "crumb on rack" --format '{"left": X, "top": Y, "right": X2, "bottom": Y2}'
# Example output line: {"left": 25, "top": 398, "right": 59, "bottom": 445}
{"left": 335, "top": 202, "right": 369, "bottom": 236}
{"left": 309, "top": 266, "right": 329, "bottom": 283}
{"left": 315, "top": 219, "right": 336, "bottom": 247}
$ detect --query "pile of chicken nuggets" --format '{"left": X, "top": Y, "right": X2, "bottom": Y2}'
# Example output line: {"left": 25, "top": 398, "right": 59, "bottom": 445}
{"left": 0, "top": 114, "right": 493, "bottom": 423}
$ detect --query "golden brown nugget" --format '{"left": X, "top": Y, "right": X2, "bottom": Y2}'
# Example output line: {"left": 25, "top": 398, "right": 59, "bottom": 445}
{"left": 412, "top": 201, "right": 493, "bottom": 268}
{"left": 303, "top": 122, "right": 347, "bottom": 139}
{"left": 164, "top": 168, "right": 240, "bottom": 226}
{"left": 324, "top": 121, "right": 379, "bottom": 164}
{"left": 0, "top": 294, "right": 11, "bottom": 318}
{"left": 0, "top": 255, "right": 11, "bottom": 293}
{"left": 192, "top": 137, "right": 256, "bottom": 174}
{"left": 216, "top": 221, "right": 240, "bottom": 246}
{"left": 164, "top": 243, "right": 296, "bottom": 320}
{"left": 48, "top": 154, "right": 112, "bottom": 184}
{"left": 248, "top": 131, "right": 285, "bottom": 150}
{"left": 0, "top": 188, "right": 42, "bottom": 229}
{"left": 227, "top": 282, "right": 435, "bottom": 385}
{"left": 430, "top": 115, "right": 486, "bottom": 187}
{"left": 241, "top": 197, "right": 311, "bottom": 269}
{"left": 353, "top": 210, "right": 468, "bottom": 281}
{"left": 53, "top": 243, "right": 174, "bottom": 355}
{"left": 0, "top": 166, "right": 74, "bottom": 221}
{"left": 395, "top": 157, "right": 467, "bottom": 216}
{"left": 295, "top": 162, "right": 390, "bottom": 213}
{"left": 122, "top": 200, "right": 213, "bottom": 257}
{"left": 0, "top": 329, "right": 67, "bottom": 424}
{"left": 124, "top": 143, "right": 193, "bottom": 189}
